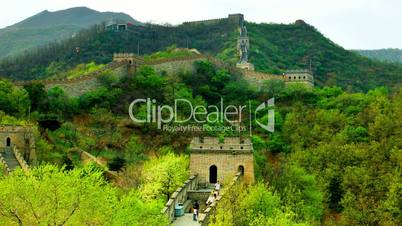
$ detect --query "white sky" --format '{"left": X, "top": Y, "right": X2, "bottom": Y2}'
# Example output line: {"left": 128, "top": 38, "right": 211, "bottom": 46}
{"left": 0, "top": 0, "right": 401, "bottom": 49}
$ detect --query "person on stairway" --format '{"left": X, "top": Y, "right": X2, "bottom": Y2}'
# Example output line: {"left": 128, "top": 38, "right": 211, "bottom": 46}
{"left": 193, "top": 201, "right": 199, "bottom": 221}
{"left": 215, "top": 180, "right": 221, "bottom": 195}
{"left": 206, "top": 192, "right": 217, "bottom": 205}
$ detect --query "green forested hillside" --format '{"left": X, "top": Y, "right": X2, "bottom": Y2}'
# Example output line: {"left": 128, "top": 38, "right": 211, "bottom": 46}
{"left": 0, "top": 20, "right": 238, "bottom": 80}
{"left": 247, "top": 22, "right": 402, "bottom": 91}
{"left": 0, "top": 7, "right": 139, "bottom": 58}
{"left": 1, "top": 19, "right": 402, "bottom": 91}
{"left": 0, "top": 59, "right": 401, "bottom": 225}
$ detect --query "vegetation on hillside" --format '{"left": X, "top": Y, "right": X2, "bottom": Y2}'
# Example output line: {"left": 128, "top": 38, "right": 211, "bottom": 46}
{"left": 0, "top": 165, "right": 167, "bottom": 225}
{"left": 247, "top": 22, "right": 402, "bottom": 92}
{"left": 143, "top": 45, "right": 198, "bottom": 61}
{"left": 0, "top": 57, "right": 401, "bottom": 225}
{"left": 1, "top": 19, "right": 402, "bottom": 92}
{"left": 0, "top": 20, "right": 237, "bottom": 81}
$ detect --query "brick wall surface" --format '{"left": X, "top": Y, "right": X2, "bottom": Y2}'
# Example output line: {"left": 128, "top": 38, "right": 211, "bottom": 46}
{"left": 190, "top": 152, "right": 254, "bottom": 185}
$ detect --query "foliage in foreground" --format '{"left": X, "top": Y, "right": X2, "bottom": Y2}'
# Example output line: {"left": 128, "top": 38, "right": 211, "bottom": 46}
{"left": 210, "top": 182, "right": 311, "bottom": 226}
{"left": 0, "top": 164, "right": 168, "bottom": 226}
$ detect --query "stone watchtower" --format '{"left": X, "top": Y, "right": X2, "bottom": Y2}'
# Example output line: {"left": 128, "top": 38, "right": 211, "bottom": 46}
{"left": 190, "top": 137, "right": 254, "bottom": 185}
{"left": 284, "top": 69, "right": 314, "bottom": 87}
{"left": 113, "top": 53, "right": 144, "bottom": 66}
{"left": 0, "top": 125, "right": 36, "bottom": 165}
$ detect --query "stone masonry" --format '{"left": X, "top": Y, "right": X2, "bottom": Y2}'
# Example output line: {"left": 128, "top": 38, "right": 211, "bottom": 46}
{"left": 190, "top": 137, "right": 254, "bottom": 185}
{"left": 284, "top": 69, "right": 314, "bottom": 87}
{"left": 0, "top": 125, "right": 36, "bottom": 164}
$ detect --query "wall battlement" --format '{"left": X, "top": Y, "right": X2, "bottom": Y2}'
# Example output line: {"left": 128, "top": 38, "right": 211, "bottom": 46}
{"left": 0, "top": 125, "right": 34, "bottom": 133}
{"left": 113, "top": 53, "right": 144, "bottom": 65}
{"left": 162, "top": 175, "right": 199, "bottom": 222}
{"left": 182, "top": 14, "right": 244, "bottom": 26}
{"left": 284, "top": 69, "right": 314, "bottom": 87}
{"left": 190, "top": 137, "right": 253, "bottom": 153}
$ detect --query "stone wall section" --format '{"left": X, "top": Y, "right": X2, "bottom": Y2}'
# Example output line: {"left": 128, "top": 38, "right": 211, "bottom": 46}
{"left": 0, "top": 125, "right": 36, "bottom": 164}
{"left": 190, "top": 137, "right": 255, "bottom": 185}
{"left": 162, "top": 175, "right": 199, "bottom": 223}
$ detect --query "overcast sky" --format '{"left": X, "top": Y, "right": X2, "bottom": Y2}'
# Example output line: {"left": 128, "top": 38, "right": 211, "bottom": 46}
{"left": 0, "top": 0, "right": 401, "bottom": 49}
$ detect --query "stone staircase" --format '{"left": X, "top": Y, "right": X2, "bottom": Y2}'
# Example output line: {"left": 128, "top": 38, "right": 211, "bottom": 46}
{"left": 1, "top": 147, "right": 20, "bottom": 171}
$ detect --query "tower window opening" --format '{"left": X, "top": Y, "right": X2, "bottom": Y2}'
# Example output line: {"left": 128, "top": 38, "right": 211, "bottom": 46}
{"left": 209, "top": 165, "right": 218, "bottom": 183}
{"left": 238, "top": 165, "right": 245, "bottom": 175}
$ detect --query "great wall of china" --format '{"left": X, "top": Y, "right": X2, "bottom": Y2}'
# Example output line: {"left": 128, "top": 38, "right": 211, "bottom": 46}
{"left": 13, "top": 14, "right": 313, "bottom": 98}
{"left": 2, "top": 13, "right": 317, "bottom": 225}
{"left": 14, "top": 52, "right": 313, "bottom": 97}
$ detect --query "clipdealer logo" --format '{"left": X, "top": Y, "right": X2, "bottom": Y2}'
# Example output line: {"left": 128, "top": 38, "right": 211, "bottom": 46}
{"left": 128, "top": 98, "right": 274, "bottom": 133}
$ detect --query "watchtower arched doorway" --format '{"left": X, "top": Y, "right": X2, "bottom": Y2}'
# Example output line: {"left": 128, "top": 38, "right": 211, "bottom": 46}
{"left": 209, "top": 165, "right": 217, "bottom": 183}
{"left": 238, "top": 165, "right": 244, "bottom": 175}
{"left": 6, "top": 137, "right": 11, "bottom": 147}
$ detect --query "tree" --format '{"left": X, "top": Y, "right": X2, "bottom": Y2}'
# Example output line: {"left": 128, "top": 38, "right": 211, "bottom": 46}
{"left": 0, "top": 164, "right": 169, "bottom": 225}
{"left": 111, "top": 190, "right": 168, "bottom": 226}
{"left": 140, "top": 152, "right": 188, "bottom": 200}
{"left": 47, "top": 86, "right": 68, "bottom": 115}
{"left": 0, "top": 165, "right": 116, "bottom": 225}
{"left": 0, "top": 79, "right": 30, "bottom": 117}
{"left": 210, "top": 182, "right": 308, "bottom": 226}
{"left": 23, "top": 82, "right": 47, "bottom": 112}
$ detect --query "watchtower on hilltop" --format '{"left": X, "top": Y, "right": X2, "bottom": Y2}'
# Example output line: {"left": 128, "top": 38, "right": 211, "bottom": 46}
{"left": 190, "top": 137, "right": 255, "bottom": 185}
{"left": 113, "top": 53, "right": 144, "bottom": 66}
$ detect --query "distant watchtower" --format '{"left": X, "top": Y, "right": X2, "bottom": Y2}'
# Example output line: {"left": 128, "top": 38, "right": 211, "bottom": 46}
{"left": 284, "top": 69, "right": 314, "bottom": 87}
{"left": 113, "top": 53, "right": 144, "bottom": 66}
{"left": 190, "top": 137, "right": 254, "bottom": 185}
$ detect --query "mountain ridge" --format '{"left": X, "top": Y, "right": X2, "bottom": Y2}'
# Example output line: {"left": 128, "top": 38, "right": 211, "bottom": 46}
{"left": 353, "top": 48, "right": 402, "bottom": 63}
{"left": 0, "top": 7, "right": 140, "bottom": 58}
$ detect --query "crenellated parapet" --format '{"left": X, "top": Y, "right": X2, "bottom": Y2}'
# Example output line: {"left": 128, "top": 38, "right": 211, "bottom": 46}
{"left": 162, "top": 174, "right": 199, "bottom": 223}
{"left": 12, "top": 145, "right": 29, "bottom": 172}
{"left": 0, "top": 153, "right": 11, "bottom": 174}
{"left": 190, "top": 137, "right": 253, "bottom": 153}
{"left": 198, "top": 172, "right": 242, "bottom": 226}
{"left": 182, "top": 14, "right": 244, "bottom": 26}
{"left": 284, "top": 69, "right": 314, "bottom": 87}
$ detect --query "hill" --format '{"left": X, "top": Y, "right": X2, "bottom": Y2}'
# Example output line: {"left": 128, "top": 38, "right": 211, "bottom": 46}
{"left": 1, "top": 17, "right": 402, "bottom": 92}
{"left": 0, "top": 7, "right": 140, "bottom": 58}
{"left": 354, "top": 48, "right": 402, "bottom": 63}
{"left": 246, "top": 22, "right": 402, "bottom": 91}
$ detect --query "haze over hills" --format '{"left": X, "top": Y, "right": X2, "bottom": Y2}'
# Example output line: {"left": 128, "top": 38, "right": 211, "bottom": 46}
{"left": 0, "top": 7, "right": 140, "bottom": 58}
{"left": 354, "top": 48, "right": 402, "bottom": 64}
